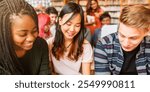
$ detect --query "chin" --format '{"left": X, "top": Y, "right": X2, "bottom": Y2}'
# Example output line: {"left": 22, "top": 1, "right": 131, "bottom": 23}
{"left": 66, "top": 35, "right": 75, "bottom": 40}
{"left": 122, "top": 48, "right": 133, "bottom": 52}
{"left": 23, "top": 46, "right": 33, "bottom": 51}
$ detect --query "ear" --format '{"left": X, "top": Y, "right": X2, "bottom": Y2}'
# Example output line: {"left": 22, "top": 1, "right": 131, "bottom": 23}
{"left": 144, "top": 28, "right": 150, "bottom": 36}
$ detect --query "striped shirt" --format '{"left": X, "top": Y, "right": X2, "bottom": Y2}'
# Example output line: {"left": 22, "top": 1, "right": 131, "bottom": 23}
{"left": 94, "top": 32, "right": 150, "bottom": 75}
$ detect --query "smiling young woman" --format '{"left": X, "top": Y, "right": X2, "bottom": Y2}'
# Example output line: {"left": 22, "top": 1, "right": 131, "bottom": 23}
{"left": 0, "top": 0, "right": 50, "bottom": 75}
{"left": 47, "top": 2, "right": 93, "bottom": 75}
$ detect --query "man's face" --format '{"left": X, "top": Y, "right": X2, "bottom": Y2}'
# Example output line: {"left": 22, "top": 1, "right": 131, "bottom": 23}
{"left": 101, "top": 17, "right": 111, "bottom": 25}
{"left": 118, "top": 23, "right": 148, "bottom": 52}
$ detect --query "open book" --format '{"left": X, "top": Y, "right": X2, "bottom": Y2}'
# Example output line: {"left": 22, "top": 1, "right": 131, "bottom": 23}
{"left": 101, "top": 25, "right": 118, "bottom": 38}
{"left": 87, "top": 15, "right": 95, "bottom": 23}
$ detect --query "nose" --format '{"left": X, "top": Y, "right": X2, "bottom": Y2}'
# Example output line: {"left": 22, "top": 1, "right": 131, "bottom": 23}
{"left": 26, "top": 33, "right": 36, "bottom": 42}
{"left": 69, "top": 25, "right": 75, "bottom": 32}
{"left": 123, "top": 38, "right": 130, "bottom": 47}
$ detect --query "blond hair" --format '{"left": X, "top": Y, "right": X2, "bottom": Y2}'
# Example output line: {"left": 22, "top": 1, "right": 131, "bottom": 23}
{"left": 119, "top": 5, "right": 150, "bottom": 29}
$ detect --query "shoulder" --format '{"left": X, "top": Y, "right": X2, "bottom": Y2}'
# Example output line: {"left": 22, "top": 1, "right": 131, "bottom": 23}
{"left": 83, "top": 39, "right": 93, "bottom": 51}
{"left": 95, "top": 28, "right": 101, "bottom": 34}
{"left": 35, "top": 37, "right": 48, "bottom": 46}
{"left": 98, "top": 32, "right": 118, "bottom": 45}
{"left": 33, "top": 37, "right": 48, "bottom": 50}
{"left": 144, "top": 36, "right": 150, "bottom": 49}
{"left": 83, "top": 39, "right": 91, "bottom": 45}
{"left": 82, "top": 39, "right": 93, "bottom": 63}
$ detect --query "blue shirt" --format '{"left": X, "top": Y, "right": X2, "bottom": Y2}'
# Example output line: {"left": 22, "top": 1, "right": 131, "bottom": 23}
{"left": 94, "top": 32, "right": 150, "bottom": 75}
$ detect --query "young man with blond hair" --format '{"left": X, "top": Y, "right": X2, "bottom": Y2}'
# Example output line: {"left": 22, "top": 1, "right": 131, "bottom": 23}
{"left": 94, "top": 5, "right": 150, "bottom": 75}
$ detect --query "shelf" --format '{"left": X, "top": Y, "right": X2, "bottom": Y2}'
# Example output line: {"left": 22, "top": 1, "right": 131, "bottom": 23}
{"left": 50, "top": 0, "right": 150, "bottom": 24}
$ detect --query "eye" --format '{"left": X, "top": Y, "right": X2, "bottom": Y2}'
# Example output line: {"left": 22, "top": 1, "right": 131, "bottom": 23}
{"left": 130, "top": 37, "right": 137, "bottom": 40}
{"left": 17, "top": 31, "right": 27, "bottom": 37}
{"left": 18, "top": 33, "right": 27, "bottom": 37}
{"left": 31, "top": 29, "right": 38, "bottom": 34}
{"left": 75, "top": 24, "right": 81, "bottom": 27}
{"left": 66, "top": 22, "right": 71, "bottom": 26}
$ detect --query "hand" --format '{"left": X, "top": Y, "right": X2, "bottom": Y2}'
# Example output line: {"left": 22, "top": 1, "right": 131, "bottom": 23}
{"left": 94, "top": 12, "right": 100, "bottom": 18}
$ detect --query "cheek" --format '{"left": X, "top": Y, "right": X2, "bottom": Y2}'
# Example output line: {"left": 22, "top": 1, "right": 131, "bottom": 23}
{"left": 13, "top": 35, "right": 26, "bottom": 45}
{"left": 61, "top": 25, "right": 69, "bottom": 32}
{"left": 34, "top": 32, "right": 38, "bottom": 37}
{"left": 44, "top": 25, "right": 49, "bottom": 31}
{"left": 132, "top": 39, "right": 143, "bottom": 45}
{"left": 75, "top": 27, "right": 81, "bottom": 33}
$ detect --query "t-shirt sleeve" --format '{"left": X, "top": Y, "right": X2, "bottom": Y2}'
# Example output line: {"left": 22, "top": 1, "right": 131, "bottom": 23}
{"left": 82, "top": 40, "right": 93, "bottom": 63}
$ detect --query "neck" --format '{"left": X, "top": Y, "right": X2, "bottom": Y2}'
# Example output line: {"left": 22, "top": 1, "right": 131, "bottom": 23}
{"left": 15, "top": 50, "right": 26, "bottom": 58}
{"left": 64, "top": 39, "right": 73, "bottom": 49}
{"left": 14, "top": 46, "right": 27, "bottom": 58}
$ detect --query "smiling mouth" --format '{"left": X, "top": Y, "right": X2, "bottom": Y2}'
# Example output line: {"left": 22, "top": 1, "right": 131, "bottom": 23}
{"left": 25, "top": 43, "right": 33, "bottom": 47}
{"left": 67, "top": 32, "right": 75, "bottom": 37}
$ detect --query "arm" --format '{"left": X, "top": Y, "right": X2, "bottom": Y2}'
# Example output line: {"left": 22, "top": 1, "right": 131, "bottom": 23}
{"left": 81, "top": 40, "right": 93, "bottom": 75}
{"left": 39, "top": 39, "right": 51, "bottom": 75}
{"left": 94, "top": 9, "right": 104, "bottom": 18}
{"left": 82, "top": 62, "right": 91, "bottom": 75}
{"left": 94, "top": 40, "right": 111, "bottom": 75}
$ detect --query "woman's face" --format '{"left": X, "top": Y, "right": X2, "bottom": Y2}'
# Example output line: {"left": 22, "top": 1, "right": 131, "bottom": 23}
{"left": 91, "top": 0, "right": 98, "bottom": 10}
{"left": 59, "top": 13, "right": 81, "bottom": 41}
{"left": 49, "top": 13, "right": 57, "bottom": 25}
{"left": 11, "top": 15, "right": 38, "bottom": 51}
{"left": 44, "top": 22, "right": 50, "bottom": 32}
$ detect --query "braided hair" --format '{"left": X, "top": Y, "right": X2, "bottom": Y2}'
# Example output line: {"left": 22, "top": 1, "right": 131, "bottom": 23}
{"left": 0, "top": 0, "right": 38, "bottom": 74}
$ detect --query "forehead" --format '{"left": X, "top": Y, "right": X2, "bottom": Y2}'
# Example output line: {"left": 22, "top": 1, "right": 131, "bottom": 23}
{"left": 102, "top": 17, "right": 111, "bottom": 21}
{"left": 61, "top": 13, "right": 81, "bottom": 24}
{"left": 118, "top": 23, "right": 144, "bottom": 37}
{"left": 11, "top": 14, "right": 36, "bottom": 30}
{"left": 49, "top": 13, "right": 57, "bottom": 16}
{"left": 91, "top": 0, "right": 97, "bottom": 4}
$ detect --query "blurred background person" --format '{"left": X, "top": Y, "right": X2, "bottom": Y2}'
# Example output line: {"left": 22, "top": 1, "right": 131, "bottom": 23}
{"left": 84, "top": 0, "right": 104, "bottom": 36}
{"left": 45, "top": 7, "right": 58, "bottom": 37}
{"left": 93, "top": 12, "right": 111, "bottom": 46}
{"left": 38, "top": 13, "right": 52, "bottom": 40}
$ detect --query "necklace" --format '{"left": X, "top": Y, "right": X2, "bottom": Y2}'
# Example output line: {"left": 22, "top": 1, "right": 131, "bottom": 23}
{"left": 66, "top": 42, "right": 72, "bottom": 48}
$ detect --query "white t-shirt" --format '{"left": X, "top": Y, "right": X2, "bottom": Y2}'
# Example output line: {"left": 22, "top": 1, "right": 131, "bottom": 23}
{"left": 47, "top": 38, "right": 93, "bottom": 75}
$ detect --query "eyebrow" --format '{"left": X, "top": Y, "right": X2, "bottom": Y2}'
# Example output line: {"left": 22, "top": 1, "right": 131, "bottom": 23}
{"left": 17, "top": 26, "right": 37, "bottom": 32}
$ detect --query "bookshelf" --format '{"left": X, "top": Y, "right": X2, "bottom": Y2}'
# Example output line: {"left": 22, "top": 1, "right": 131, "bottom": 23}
{"left": 78, "top": 0, "right": 150, "bottom": 24}
{"left": 51, "top": 0, "right": 150, "bottom": 24}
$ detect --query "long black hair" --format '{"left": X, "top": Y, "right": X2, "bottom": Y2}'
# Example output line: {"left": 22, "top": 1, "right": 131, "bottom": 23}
{"left": 0, "top": 0, "right": 38, "bottom": 74}
{"left": 52, "top": 2, "right": 85, "bottom": 61}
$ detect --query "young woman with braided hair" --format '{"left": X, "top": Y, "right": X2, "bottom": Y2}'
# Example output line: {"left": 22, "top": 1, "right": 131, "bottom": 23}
{"left": 0, "top": 0, "right": 50, "bottom": 74}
